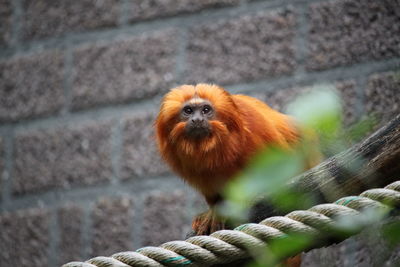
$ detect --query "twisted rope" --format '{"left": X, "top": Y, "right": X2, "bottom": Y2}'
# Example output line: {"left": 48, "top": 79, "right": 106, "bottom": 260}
{"left": 63, "top": 181, "right": 400, "bottom": 267}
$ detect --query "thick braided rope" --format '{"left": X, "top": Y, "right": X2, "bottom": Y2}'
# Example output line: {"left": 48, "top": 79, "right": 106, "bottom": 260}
{"left": 63, "top": 181, "right": 400, "bottom": 267}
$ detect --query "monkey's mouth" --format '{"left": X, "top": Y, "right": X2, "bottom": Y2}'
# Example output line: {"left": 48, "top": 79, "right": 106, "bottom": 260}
{"left": 185, "top": 124, "right": 210, "bottom": 139}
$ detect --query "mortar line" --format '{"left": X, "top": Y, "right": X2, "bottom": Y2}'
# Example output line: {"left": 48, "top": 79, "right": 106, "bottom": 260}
{"left": 119, "top": 0, "right": 131, "bottom": 26}
{"left": 1, "top": 128, "right": 14, "bottom": 211}
{"left": 62, "top": 45, "right": 74, "bottom": 116}
{"left": 81, "top": 201, "right": 93, "bottom": 259}
{"left": 0, "top": 175, "right": 180, "bottom": 212}
{"left": 3, "top": 96, "right": 162, "bottom": 132}
{"left": 355, "top": 73, "right": 369, "bottom": 119}
{"left": 293, "top": 0, "right": 310, "bottom": 78}
{"left": 48, "top": 207, "right": 60, "bottom": 267}
{"left": 110, "top": 119, "right": 123, "bottom": 184}
{"left": 128, "top": 194, "right": 136, "bottom": 250}
{"left": 10, "top": 0, "right": 22, "bottom": 47}
{"left": 228, "top": 58, "right": 400, "bottom": 94}
{"left": 132, "top": 193, "right": 145, "bottom": 249}
{"left": 175, "top": 27, "right": 188, "bottom": 84}
{"left": 183, "top": 183, "right": 203, "bottom": 236}
{"left": 0, "top": 137, "right": 5, "bottom": 212}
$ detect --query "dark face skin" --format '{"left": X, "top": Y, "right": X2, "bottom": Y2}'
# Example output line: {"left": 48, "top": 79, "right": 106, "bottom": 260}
{"left": 180, "top": 99, "right": 214, "bottom": 139}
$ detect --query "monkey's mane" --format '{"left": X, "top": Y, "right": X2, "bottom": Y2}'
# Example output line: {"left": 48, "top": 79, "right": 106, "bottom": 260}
{"left": 155, "top": 84, "right": 305, "bottom": 197}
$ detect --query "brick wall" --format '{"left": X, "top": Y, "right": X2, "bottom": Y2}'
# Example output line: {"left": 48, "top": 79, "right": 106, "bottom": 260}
{"left": 0, "top": 0, "right": 399, "bottom": 266}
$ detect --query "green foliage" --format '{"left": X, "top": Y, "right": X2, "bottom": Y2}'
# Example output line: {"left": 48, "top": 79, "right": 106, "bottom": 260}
{"left": 286, "top": 84, "right": 343, "bottom": 142}
{"left": 383, "top": 220, "right": 400, "bottom": 248}
{"left": 221, "top": 84, "right": 396, "bottom": 266}
{"left": 249, "top": 233, "right": 314, "bottom": 267}
{"left": 345, "top": 114, "right": 378, "bottom": 143}
{"left": 220, "top": 147, "right": 305, "bottom": 222}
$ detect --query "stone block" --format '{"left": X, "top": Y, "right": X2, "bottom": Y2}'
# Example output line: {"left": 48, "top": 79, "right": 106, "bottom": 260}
{"left": 0, "top": 208, "right": 50, "bottom": 267}
{"left": 186, "top": 8, "right": 296, "bottom": 85}
{"left": 307, "top": 0, "right": 400, "bottom": 70}
{"left": 22, "top": 0, "right": 120, "bottom": 40}
{"left": 264, "top": 81, "right": 358, "bottom": 126}
{"left": 91, "top": 196, "right": 134, "bottom": 256}
{"left": 0, "top": 51, "right": 64, "bottom": 122}
{"left": 13, "top": 121, "right": 113, "bottom": 194}
{"left": 121, "top": 110, "right": 169, "bottom": 180}
{"left": 365, "top": 71, "right": 400, "bottom": 127}
{"left": 72, "top": 30, "right": 178, "bottom": 110}
{"left": 142, "top": 191, "right": 186, "bottom": 246}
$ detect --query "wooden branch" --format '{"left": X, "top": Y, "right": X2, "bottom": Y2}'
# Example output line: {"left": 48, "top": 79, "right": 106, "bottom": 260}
{"left": 292, "top": 114, "right": 400, "bottom": 201}
{"left": 250, "top": 114, "right": 400, "bottom": 222}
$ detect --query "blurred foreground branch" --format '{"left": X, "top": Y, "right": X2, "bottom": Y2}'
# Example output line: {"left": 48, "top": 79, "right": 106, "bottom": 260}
{"left": 291, "top": 113, "right": 400, "bottom": 204}
{"left": 249, "top": 114, "right": 400, "bottom": 223}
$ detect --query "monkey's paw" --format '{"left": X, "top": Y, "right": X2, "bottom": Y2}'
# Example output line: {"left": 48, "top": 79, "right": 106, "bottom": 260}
{"left": 191, "top": 209, "right": 226, "bottom": 236}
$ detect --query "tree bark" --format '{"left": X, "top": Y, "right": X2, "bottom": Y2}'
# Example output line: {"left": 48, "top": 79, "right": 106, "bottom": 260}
{"left": 291, "top": 113, "right": 400, "bottom": 203}
{"left": 247, "top": 114, "right": 400, "bottom": 223}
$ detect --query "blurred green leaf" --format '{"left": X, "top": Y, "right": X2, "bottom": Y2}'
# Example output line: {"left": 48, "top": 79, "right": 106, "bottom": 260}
{"left": 286, "top": 84, "right": 343, "bottom": 141}
{"left": 331, "top": 206, "right": 389, "bottom": 239}
{"left": 269, "top": 189, "right": 316, "bottom": 213}
{"left": 249, "top": 234, "right": 314, "bottom": 267}
{"left": 345, "top": 115, "right": 378, "bottom": 142}
{"left": 382, "top": 220, "right": 400, "bottom": 247}
{"left": 223, "top": 146, "right": 304, "bottom": 207}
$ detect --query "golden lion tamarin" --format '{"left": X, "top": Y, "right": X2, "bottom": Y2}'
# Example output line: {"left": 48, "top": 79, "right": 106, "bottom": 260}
{"left": 155, "top": 84, "right": 319, "bottom": 237}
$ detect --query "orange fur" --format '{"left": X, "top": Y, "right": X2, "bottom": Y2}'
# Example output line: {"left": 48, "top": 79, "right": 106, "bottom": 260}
{"left": 155, "top": 84, "right": 301, "bottom": 203}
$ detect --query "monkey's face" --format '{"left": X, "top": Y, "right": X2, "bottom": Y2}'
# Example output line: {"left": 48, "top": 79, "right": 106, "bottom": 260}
{"left": 180, "top": 98, "right": 214, "bottom": 139}
{"left": 156, "top": 84, "right": 242, "bottom": 155}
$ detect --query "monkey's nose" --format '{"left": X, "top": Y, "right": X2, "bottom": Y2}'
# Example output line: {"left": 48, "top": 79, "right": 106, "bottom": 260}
{"left": 191, "top": 118, "right": 204, "bottom": 123}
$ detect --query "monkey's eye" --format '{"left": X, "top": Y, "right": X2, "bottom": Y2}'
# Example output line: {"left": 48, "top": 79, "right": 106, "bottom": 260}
{"left": 202, "top": 105, "right": 212, "bottom": 114}
{"left": 183, "top": 106, "right": 193, "bottom": 115}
